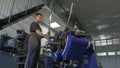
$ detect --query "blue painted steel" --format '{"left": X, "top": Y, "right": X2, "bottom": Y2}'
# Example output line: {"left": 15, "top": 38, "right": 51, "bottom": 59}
{"left": 62, "top": 35, "right": 89, "bottom": 62}
{"left": 51, "top": 34, "right": 98, "bottom": 68}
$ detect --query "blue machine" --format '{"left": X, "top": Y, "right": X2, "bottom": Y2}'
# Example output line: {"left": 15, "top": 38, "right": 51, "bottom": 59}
{"left": 52, "top": 33, "right": 98, "bottom": 68}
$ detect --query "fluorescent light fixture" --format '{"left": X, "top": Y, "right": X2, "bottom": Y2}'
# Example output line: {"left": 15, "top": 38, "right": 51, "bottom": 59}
{"left": 97, "top": 25, "right": 108, "bottom": 30}
{"left": 97, "top": 26, "right": 102, "bottom": 30}
{"left": 97, "top": 52, "right": 107, "bottom": 56}
{"left": 50, "top": 22, "right": 60, "bottom": 28}
{"left": 108, "top": 52, "right": 115, "bottom": 56}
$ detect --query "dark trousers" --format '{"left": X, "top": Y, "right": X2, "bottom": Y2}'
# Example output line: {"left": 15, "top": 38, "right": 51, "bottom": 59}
{"left": 24, "top": 33, "right": 40, "bottom": 68}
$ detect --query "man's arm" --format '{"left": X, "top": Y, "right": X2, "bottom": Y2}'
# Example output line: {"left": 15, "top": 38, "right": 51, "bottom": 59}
{"left": 35, "top": 29, "right": 43, "bottom": 37}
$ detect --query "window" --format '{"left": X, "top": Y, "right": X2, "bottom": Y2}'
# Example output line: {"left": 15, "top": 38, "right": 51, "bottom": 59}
{"left": 108, "top": 52, "right": 115, "bottom": 56}
{"left": 95, "top": 41, "right": 101, "bottom": 46}
{"left": 113, "top": 38, "right": 119, "bottom": 44}
{"left": 97, "top": 52, "right": 107, "bottom": 56}
{"left": 92, "top": 41, "right": 94, "bottom": 44}
{"left": 107, "top": 39, "right": 112, "bottom": 45}
{"left": 117, "top": 51, "right": 120, "bottom": 55}
{"left": 101, "top": 40, "right": 107, "bottom": 46}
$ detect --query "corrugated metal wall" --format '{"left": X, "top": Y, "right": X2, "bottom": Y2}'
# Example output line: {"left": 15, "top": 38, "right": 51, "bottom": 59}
{"left": 93, "top": 38, "right": 120, "bottom": 68}
{"left": 0, "top": 5, "right": 67, "bottom": 46}
{"left": 0, "top": 0, "right": 43, "bottom": 19}
{"left": 97, "top": 56, "right": 120, "bottom": 68}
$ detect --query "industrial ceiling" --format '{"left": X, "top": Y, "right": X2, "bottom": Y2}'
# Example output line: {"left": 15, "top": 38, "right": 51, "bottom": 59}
{"left": 57, "top": 0, "right": 120, "bottom": 40}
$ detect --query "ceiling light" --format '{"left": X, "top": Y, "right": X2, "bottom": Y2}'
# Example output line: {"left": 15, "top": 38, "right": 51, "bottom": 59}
{"left": 50, "top": 22, "right": 60, "bottom": 28}
{"left": 97, "top": 26, "right": 102, "bottom": 30}
{"left": 97, "top": 25, "right": 108, "bottom": 30}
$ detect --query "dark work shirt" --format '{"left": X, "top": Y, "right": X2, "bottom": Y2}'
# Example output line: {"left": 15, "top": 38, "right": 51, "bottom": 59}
{"left": 30, "top": 22, "right": 42, "bottom": 41}
{"left": 30, "top": 22, "right": 42, "bottom": 33}
{"left": 30, "top": 22, "right": 42, "bottom": 46}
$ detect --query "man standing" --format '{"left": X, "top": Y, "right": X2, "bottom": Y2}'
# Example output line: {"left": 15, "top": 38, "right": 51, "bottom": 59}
{"left": 24, "top": 13, "right": 44, "bottom": 68}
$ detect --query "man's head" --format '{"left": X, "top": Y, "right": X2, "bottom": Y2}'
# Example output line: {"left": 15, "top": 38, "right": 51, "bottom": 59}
{"left": 35, "top": 13, "right": 43, "bottom": 23}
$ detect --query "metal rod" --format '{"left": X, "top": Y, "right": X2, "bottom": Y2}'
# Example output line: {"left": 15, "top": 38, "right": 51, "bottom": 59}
{"left": 37, "top": 0, "right": 39, "bottom": 10}
{"left": 8, "top": 0, "right": 15, "bottom": 23}
{"left": 29, "top": 0, "right": 32, "bottom": 8}
{"left": 49, "top": 14, "right": 52, "bottom": 35}
{"left": 1, "top": 0, "right": 5, "bottom": 17}
{"left": 56, "top": 1, "right": 69, "bottom": 16}
{"left": 25, "top": 0, "right": 30, "bottom": 15}
{"left": 4, "top": 0, "right": 9, "bottom": 17}
{"left": 48, "top": 0, "right": 55, "bottom": 35}
{"left": 20, "top": 0, "right": 22, "bottom": 11}
{"left": 66, "top": 3, "right": 74, "bottom": 26}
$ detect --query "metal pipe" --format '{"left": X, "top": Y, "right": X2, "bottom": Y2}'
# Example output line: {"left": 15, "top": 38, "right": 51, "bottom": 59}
{"left": 29, "top": 0, "right": 32, "bottom": 8}
{"left": 25, "top": 0, "right": 30, "bottom": 15}
{"left": 23, "top": 0, "right": 26, "bottom": 11}
{"left": 66, "top": 3, "right": 74, "bottom": 26}
{"left": 20, "top": 0, "right": 23, "bottom": 11}
{"left": 48, "top": 0, "right": 55, "bottom": 35}
{"left": 8, "top": 0, "right": 15, "bottom": 23}
{"left": 49, "top": 14, "right": 52, "bottom": 35}
{"left": 4, "top": 0, "right": 9, "bottom": 17}
{"left": 37, "top": 0, "right": 39, "bottom": 10}
{"left": 56, "top": 1, "right": 69, "bottom": 16}
{"left": 1, "top": 0, "right": 5, "bottom": 18}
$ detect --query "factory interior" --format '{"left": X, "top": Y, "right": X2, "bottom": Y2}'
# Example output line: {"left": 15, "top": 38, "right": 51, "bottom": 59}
{"left": 0, "top": 0, "right": 120, "bottom": 68}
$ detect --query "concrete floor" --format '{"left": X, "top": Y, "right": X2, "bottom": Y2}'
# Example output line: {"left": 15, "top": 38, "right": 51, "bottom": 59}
{"left": 0, "top": 51, "right": 17, "bottom": 68}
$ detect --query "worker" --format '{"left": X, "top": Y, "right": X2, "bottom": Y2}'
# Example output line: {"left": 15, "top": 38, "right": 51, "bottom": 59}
{"left": 24, "top": 13, "right": 44, "bottom": 68}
